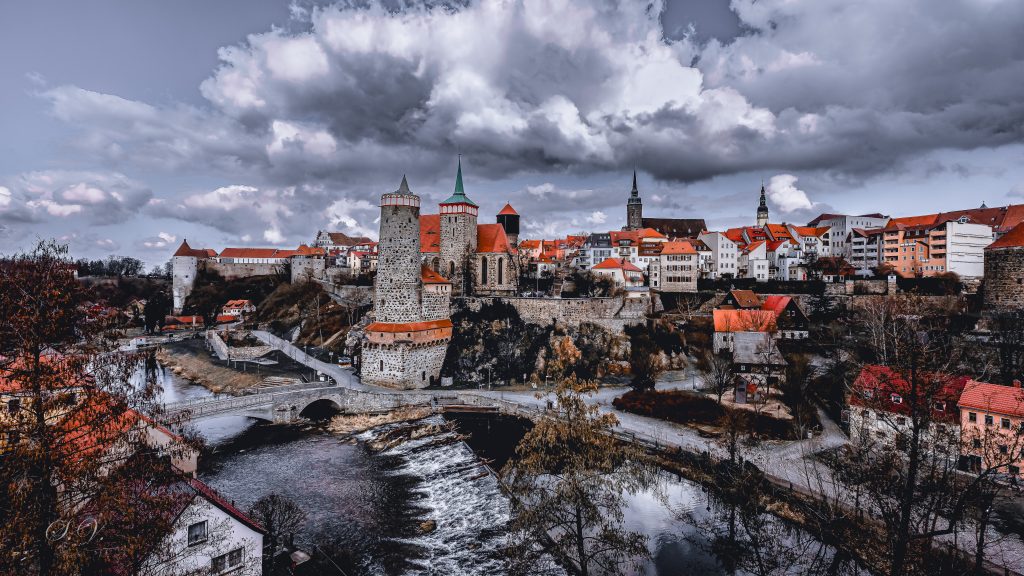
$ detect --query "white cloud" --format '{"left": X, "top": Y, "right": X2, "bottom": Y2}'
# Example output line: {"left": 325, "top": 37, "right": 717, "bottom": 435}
{"left": 586, "top": 210, "right": 607, "bottom": 225}
{"left": 142, "top": 232, "right": 177, "bottom": 249}
{"left": 766, "top": 174, "right": 814, "bottom": 213}
{"left": 0, "top": 186, "right": 11, "bottom": 208}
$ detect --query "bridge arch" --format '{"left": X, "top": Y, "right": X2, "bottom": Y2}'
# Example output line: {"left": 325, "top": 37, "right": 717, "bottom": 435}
{"left": 298, "top": 398, "right": 343, "bottom": 420}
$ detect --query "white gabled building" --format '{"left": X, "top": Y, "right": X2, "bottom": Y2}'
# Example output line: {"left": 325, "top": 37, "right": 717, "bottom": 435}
{"left": 807, "top": 213, "right": 890, "bottom": 259}
{"left": 738, "top": 240, "right": 769, "bottom": 282}
{"left": 144, "top": 478, "right": 266, "bottom": 576}
{"left": 698, "top": 231, "right": 740, "bottom": 279}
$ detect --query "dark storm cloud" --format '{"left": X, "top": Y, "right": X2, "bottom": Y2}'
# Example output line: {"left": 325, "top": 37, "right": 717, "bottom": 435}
{"left": 27, "top": 0, "right": 1024, "bottom": 243}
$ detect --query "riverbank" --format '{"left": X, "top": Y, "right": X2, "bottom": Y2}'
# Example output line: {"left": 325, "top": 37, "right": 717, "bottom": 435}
{"left": 156, "top": 338, "right": 313, "bottom": 394}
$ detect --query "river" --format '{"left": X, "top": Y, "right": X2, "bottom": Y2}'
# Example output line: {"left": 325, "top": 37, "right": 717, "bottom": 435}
{"left": 154, "top": 364, "right": 867, "bottom": 576}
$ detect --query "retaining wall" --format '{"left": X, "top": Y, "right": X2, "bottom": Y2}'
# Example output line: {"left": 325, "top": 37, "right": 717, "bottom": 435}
{"left": 461, "top": 294, "right": 649, "bottom": 331}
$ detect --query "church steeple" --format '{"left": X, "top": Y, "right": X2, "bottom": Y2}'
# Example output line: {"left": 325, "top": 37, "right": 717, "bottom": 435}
{"left": 625, "top": 169, "right": 643, "bottom": 230}
{"left": 756, "top": 182, "right": 769, "bottom": 227}
{"left": 441, "top": 155, "right": 477, "bottom": 207}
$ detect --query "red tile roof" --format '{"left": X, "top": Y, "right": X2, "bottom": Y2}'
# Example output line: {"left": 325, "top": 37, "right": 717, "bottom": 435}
{"left": 713, "top": 309, "right": 777, "bottom": 332}
{"left": 660, "top": 241, "right": 697, "bottom": 255}
{"left": 365, "top": 319, "right": 454, "bottom": 333}
{"left": 477, "top": 223, "right": 512, "bottom": 253}
{"left": 172, "top": 240, "right": 214, "bottom": 258}
{"left": 987, "top": 221, "right": 1024, "bottom": 250}
{"left": 218, "top": 247, "right": 282, "bottom": 259}
{"left": 497, "top": 203, "right": 518, "bottom": 216}
{"left": 958, "top": 381, "right": 1024, "bottom": 417}
{"left": 187, "top": 478, "right": 266, "bottom": 534}
{"left": 421, "top": 265, "right": 449, "bottom": 284}
{"left": 760, "top": 295, "right": 792, "bottom": 317}
{"left": 325, "top": 232, "right": 373, "bottom": 247}
{"left": 723, "top": 228, "right": 746, "bottom": 243}
{"left": 610, "top": 228, "right": 667, "bottom": 244}
{"left": 419, "top": 214, "right": 441, "bottom": 253}
{"left": 851, "top": 365, "right": 969, "bottom": 422}
{"left": 742, "top": 240, "right": 766, "bottom": 253}
{"left": 593, "top": 258, "right": 642, "bottom": 272}
{"left": 727, "top": 289, "right": 762, "bottom": 309}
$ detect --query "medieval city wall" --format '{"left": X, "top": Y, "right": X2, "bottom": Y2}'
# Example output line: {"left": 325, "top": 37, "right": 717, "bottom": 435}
{"left": 291, "top": 256, "right": 326, "bottom": 283}
{"left": 461, "top": 295, "right": 649, "bottom": 332}
{"left": 421, "top": 286, "right": 450, "bottom": 321}
{"left": 204, "top": 261, "right": 282, "bottom": 280}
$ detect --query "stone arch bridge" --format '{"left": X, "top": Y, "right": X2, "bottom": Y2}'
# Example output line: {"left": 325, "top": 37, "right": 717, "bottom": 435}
{"left": 162, "top": 382, "right": 536, "bottom": 424}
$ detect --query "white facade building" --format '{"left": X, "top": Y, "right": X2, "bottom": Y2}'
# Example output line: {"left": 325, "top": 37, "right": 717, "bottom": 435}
{"left": 809, "top": 214, "right": 890, "bottom": 259}
{"left": 944, "top": 220, "right": 993, "bottom": 278}
{"left": 699, "top": 232, "right": 740, "bottom": 278}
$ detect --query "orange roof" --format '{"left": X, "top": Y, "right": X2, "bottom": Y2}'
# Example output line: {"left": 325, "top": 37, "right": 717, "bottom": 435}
{"left": 519, "top": 239, "right": 541, "bottom": 249}
{"left": 498, "top": 203, "right": 518, "bottom": 216}
{"left": 419, "top": 214, "right": 441, "bottom": 253}
{"left": 295, "top": 244, "right": 325, "bottom": 256}
{"left": 218, "top": 247, "right": 282, "bottom": 259}
{"left": 365, "top": 319, "right": 453, "bottom": 333}
{"left": 764, "top": 224, "right": 793, "bottom": 240}
{"left": 959, "top": 381, "right": 1024, "bottom": 417}
{"left": 760, "top": 295, "right": 792, "bottom": 316}
{"left": 713, "top": 309, "right": 777, "bottom": 332}
{"left": 886, "top": 214, "right": 939, "bottom": 229}
{"left": 477, "top": 223, "right": 512, "bottom": 253}
{"left": 726, "top": 289, "right": 761, "bottom": 309}
{"left": 421, "top": 265, "right": 449, "bottom": 284}
{"left": 987, "top": 221, "right": 1024, "bottom": 250}
{"left": 723, "top": 228, "right": 746, "bottom": 243}
{"left": 593, "top": 258, "right": 642, "bottom": 272}
{"left": 791, "top": 226, "right": 829, "bottom": 237}
{"left": 172, "top": 239, "right": 214, "bottom": 258}
{"left": 660, "top": 241, "right": 697, "bottom": 255}
{"left": 742, "top": 240, "right": 766, "bottom": 253}
{"left": 610, "top": 228, "right": 667, "bottom": 244}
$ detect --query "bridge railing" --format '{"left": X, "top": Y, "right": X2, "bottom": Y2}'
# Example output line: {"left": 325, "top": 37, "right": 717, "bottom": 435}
{"left": 251, "top": 330, "right": 360, "bottom": 389}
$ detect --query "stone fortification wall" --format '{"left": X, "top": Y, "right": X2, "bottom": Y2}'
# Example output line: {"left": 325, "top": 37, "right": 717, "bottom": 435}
{"left": 983, "top": 248, "right": 1024, "bottom": 311}
{"left": 206, "top": 329, "right": 229, "bottom": 360}
{"left": 204, "top": 260, "right": 282, "bottom": 280}
{"left": 291, "top": 256, "right": 326, "bottom": 283}
{"left": 462, "top": 295, "right": 649, "bottom": 331}
{"left": 207, "top": 329, "right": 273, "bottom": 360}
{"left": 361, "top": 341, "right": 447, "bottom": 390}
{"left": 421, "top": 286, "right": 450, "bottom": 321}
{"left": 823, "top": 279, "right": 890, "bottom": 296}
{"left": 324, "top": 284, "right": 374, "bottom": 306}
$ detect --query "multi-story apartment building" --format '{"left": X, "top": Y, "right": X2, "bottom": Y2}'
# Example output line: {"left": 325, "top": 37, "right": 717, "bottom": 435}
{"left": 959, "top": 380, "right": 1024, "bottom": 480}
{"left": 882, "top": 216, "right": 992, "bottom": 277}
{"left": 738, "top": 240, "right": 769, "bottom": 281}
{"left": 649, "top": 241, "right": 698, "bottom": 292}
{"left": 698, "top": 231, "right": 740, "bottom": 278}
{"left": 849, "top": 227, "right": 885, "bottom": 274}
{"left": 807, "top": 213, "right": 890, "bottom": 258}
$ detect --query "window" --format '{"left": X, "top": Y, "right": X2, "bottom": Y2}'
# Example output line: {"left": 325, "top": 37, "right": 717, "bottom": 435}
{"left": 968, "top": 412, "right": 977, "bottom": 422}
{"left": 890, "top": 393, "right": 903, "bottom": 404}
{"left": 896, "top": 416, "right": 906, "bottom": 426}
{"left": 187, "top": 521, "right": 208, "bottom": 546}
{"left": 985, "top": 414, "right": 994, "bottom": 426}
{"left": 7, "top": 399, "right": 20, "bottom": 414}
{"left": 211, "top": 548, "right": 244, "bottom": 573}
{"left": 379, "top": 360, "right": 384, "bottom": 372}
{"left": 1001, "top": 418, "right": 1011, "bottom": 430}
{"left": 1010, "top": 465, "right": 1020, "bottom": 476}
{"left": 972, "top": 439, "right": 982, "bottom": 449}
{"left": 999, "top": 445, "right": 1008, "bottom": 455}
{"left": 934, "top": 402, "right": 944, "bottom": 412}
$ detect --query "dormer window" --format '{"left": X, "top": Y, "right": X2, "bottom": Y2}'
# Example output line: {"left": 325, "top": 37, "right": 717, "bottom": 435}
{"left": 890, "top": 393, "right": 902, "bottom": 404}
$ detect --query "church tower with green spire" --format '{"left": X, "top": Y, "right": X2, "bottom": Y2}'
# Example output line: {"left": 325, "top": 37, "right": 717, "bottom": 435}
{"left": 625, "top": 170, "right": 643, "bottom": 230}
{"left": 440, "top": 156, "right": 479, "bottom": 295}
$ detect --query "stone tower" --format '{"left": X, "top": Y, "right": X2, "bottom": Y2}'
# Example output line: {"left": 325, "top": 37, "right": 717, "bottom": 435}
{"left": 496, "top": 202, "right": 520, "bottom": 246}
{"left": 625, "top": 170, "right": 642, "bottom": 231}
{"left": 440, "top": 157, "right": 478, "bottom": 295}
{"left": 171, "top": 239, "right": 202, "bottom": 314}
{"left": 756, "top": 183, "right": 769, "bottom": 227}
{"left": 363, "top": 176, "right": 452, "bottom": 389}
{"left": 982, "top": 222, "right": 1024, "bottom": 311}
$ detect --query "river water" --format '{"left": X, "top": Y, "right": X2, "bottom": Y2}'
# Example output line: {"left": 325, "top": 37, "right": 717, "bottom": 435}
{"left": 155, "top": 364, "right": 867, "bottom": 576}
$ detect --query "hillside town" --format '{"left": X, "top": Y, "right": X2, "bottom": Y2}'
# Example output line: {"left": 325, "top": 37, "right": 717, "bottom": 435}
{"left": 5, "top": 2, "right": 1024, "bottom": 576}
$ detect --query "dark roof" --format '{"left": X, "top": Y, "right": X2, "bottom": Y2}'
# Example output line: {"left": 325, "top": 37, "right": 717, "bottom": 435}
{"left": 642, "top": 217, "right": 707, "bottom": 239}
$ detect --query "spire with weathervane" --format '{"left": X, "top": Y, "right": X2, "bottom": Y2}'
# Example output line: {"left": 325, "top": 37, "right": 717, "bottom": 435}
{"left": 756, "top": 181, "right": 769, "bottom": 227}
{"left": 625, "top": 169, "right": 643, "bottom": 230}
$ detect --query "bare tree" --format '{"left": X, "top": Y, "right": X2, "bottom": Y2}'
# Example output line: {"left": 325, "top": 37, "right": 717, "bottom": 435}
{"left": 698, "top": 351, "right": 734, "bottom": 404}
{"left": 248, "top": 494, "right": 307, "bottom": 571}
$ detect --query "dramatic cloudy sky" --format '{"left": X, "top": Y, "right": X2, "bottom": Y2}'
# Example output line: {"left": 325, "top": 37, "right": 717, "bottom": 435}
{"left": 2, "top": 0, "right": 1023, "bottom": 266}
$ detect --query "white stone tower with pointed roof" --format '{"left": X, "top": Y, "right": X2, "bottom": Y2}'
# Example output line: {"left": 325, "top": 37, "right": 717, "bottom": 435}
{"left": 440, "top": 157, "right": 478, "bottom": 295}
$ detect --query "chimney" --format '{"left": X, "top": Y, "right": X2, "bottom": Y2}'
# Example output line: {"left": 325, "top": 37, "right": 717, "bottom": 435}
{"left": 1014, "top": 379, "right": 1021, "bottom": 388}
